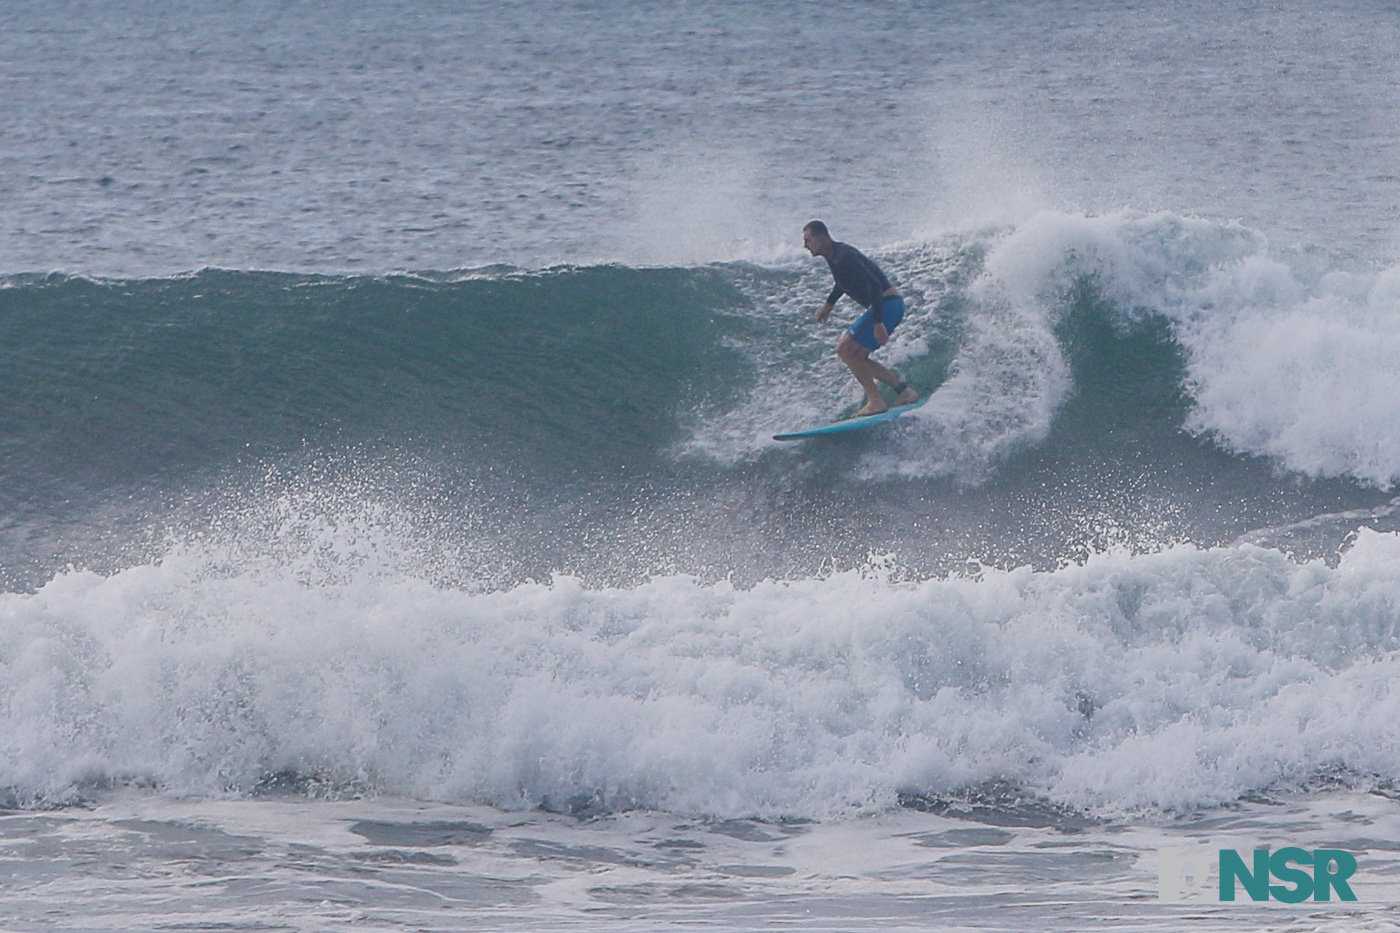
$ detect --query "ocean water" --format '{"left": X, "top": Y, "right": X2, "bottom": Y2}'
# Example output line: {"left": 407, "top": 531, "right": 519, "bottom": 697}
{"left": 5, "top": 0, "right": 1400, "bottom": 929}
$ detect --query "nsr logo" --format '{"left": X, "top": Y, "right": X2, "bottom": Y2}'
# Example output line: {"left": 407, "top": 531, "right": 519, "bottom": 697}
{"left": 1159, "top": 847, "right": 1358, "bottom": 903}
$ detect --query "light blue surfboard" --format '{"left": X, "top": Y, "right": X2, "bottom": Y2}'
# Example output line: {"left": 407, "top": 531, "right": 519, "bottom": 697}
{"left": 773, "top": 395, "right": 929, "bottom": 441}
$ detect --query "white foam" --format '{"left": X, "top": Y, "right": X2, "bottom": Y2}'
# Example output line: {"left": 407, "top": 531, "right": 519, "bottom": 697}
{"left": 681, "top": 235, "right": 1074, "bottom": 480}
{"left": 865, "top": 210, "right": 1400, "bottom": 485}
{"left": 862, "top": 235, "right": 1073, "bottom": 481}
{"left": 1181, "top": 262, "right": 1400, "bottom": 485}
{"left": 6, "top": 524, "right": 1400, "bottom": 819}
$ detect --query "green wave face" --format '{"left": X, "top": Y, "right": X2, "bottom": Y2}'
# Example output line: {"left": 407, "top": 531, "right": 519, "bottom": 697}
{"left": 1, "top": 231, "right": 1391, "bottom": 591}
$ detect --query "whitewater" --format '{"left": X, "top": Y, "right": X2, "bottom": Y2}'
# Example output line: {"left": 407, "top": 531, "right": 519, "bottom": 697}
{"left": 5, "top": 0, "right": 1400, "bottom": 930}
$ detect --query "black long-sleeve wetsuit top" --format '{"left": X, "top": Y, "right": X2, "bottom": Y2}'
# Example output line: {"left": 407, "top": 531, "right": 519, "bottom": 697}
{"left": 824, "top": 241, "right": 894, "bottom": 324}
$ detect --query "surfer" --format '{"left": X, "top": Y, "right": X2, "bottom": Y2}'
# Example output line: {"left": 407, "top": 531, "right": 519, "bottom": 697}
{"left": 803, "top": 221, "right": 918, "bottom": 416}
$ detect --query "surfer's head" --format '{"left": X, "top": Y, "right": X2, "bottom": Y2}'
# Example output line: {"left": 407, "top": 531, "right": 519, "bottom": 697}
{"left": 802, "top": 221, "right": 833, "bottom": 256}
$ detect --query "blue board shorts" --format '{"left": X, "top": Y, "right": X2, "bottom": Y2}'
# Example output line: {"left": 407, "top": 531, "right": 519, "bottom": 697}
{"left": 847, "top": 296, "right": 906, "bottom": 350}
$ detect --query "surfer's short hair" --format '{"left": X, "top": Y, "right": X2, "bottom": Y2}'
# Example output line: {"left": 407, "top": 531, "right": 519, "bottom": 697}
{"left": 803, "top": 220, "right": 831, "bottom": 239}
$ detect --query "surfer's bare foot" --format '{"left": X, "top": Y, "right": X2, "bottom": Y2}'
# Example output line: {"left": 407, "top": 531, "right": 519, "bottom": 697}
{"left": 853, "top": 403, "right": 889, "bottom": 418}
{"left": 895, "top": 385, "right": 919, "bottom": 406}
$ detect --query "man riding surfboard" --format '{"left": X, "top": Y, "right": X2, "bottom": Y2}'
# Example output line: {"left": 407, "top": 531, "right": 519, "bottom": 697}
{"left": 803, "top": 221, "right": 918, "bottom": 416}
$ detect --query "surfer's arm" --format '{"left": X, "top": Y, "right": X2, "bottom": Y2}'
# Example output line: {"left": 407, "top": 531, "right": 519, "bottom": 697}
{"left": 818, "top": 279, "right": 842, "bottom": 323}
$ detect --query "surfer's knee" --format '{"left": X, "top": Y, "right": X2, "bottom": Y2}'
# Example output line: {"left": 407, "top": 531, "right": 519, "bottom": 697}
{"left": 836, "top": 334, "right": 866, "bottom": 362}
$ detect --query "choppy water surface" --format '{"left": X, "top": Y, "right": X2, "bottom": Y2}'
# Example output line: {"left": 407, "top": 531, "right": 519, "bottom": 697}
{"left": 5, "top": 1, "right": 1400, "bottom": 930}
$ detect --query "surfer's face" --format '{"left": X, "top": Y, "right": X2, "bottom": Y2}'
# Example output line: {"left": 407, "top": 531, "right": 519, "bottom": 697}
{"left": 803, "top": 229, "right": 828, "bottom": 256}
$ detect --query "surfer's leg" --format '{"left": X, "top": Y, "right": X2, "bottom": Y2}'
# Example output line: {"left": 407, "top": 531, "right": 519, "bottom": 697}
{"left": 864, "top": 357, "right": 917, "bottom": 403}
{"left": 842, "top": 306, "right": 917, "bottom": 410}
{"left": 837, "top": 334, "right": 890, "bottom": 416}
{"left": 861, "top": 358, "right": 919, "bottom": 407}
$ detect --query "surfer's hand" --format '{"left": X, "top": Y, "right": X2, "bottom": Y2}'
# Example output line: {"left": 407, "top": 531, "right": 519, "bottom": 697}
{"left": 814, "top": 302, "right": 833, "bottom": 323}
{"left": 874, "top": 323, "right": 889, "bottom": 346}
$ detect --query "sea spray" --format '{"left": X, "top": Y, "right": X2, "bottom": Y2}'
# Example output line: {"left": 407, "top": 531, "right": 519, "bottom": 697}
{"left": 6, "top": 523, "right": 1400, "bottom": 818}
